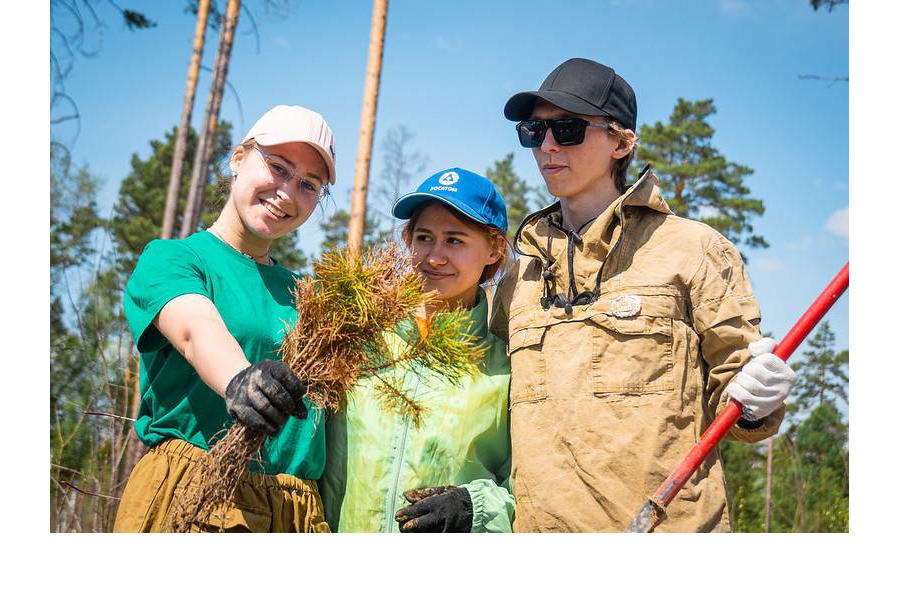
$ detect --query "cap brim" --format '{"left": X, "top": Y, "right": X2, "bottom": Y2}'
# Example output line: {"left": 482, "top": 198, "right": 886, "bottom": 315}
{"left": 252, "top": 133, "right": 336, "bottom": 184}
{"left": 392, "top": 192, "right": 490, "bottom": 226}
{"left": 503, "top": 90, "right": 610, "bottom": 121}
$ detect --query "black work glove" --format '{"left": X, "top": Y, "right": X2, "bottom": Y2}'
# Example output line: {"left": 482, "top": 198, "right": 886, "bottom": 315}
{"left": 224, "top": 360, "right": 308, "bottom": 436}
{"left": 394, "top": 485, "right": 473, "bottom": 533}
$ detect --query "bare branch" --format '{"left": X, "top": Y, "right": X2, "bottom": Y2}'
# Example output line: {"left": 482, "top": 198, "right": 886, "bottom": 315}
{"left": 239, "top": 2, "right": 260, "bottom": 54}
{"left": 51, "top": 463, "right": 85, "bottom": 476}
{"left": 61, "top": 480, "right": 121, "bottom": 501}
{"left": 798, "top": 74, "right": 849, "bottom": 87}
{"left": 83, "top": 410, "right": 136, "bottom": 422}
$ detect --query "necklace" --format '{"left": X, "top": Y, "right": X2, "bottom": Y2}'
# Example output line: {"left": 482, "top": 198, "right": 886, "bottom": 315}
{"left": 208, "top": 226, "right": 272, "bottom": 266}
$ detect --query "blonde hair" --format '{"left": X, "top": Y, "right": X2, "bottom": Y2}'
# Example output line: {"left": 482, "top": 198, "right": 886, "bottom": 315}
{"left": 605, "top": 119, "right": 638, "bottom": 193}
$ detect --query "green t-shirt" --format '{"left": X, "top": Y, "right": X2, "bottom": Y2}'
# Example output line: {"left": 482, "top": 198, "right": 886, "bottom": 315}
{"left": 123, "top": 230, "right": 324, "bottom": 479}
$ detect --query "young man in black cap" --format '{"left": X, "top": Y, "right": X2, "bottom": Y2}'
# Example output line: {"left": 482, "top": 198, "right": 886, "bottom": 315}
{"left": 491, "top": 58, "right": 797, "bottom": 532}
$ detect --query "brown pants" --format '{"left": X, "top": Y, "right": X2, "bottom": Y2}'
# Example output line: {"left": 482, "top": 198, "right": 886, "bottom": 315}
{"left": 113, "top": 439, "right": 330, "bottom": 533}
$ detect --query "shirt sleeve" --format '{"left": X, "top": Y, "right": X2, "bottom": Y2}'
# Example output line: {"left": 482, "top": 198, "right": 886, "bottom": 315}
{"left": 123, "top": 239, "right": 211, "bottom": 353}
{"left": 688, "top": 234, "right": 784, "bottom": 443}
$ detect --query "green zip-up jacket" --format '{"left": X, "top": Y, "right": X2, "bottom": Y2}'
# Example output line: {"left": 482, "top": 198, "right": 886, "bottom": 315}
{"left": 321, "top": 288, "right": 514, "bottom": 533}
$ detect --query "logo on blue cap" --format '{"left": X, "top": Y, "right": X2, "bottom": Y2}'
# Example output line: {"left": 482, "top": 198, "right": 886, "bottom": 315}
{"left": 392, "top": 167, "right": 509, "bottom": 234}
{"left": 438, "top": 171, "right": 459, "bottom": 186}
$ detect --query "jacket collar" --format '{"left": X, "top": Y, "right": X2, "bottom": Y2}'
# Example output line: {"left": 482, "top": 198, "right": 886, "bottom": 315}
{"left": 514, "top": 166, "right": 671, "bottom": 263}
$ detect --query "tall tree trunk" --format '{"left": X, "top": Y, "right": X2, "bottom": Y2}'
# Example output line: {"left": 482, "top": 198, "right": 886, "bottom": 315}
{"left": 764, "top": 437, "right": 774, "bottom": 532}
{"left": 347, "top": 0, "right": 389, "bottom": 255}
{"left": 180, "top": 0, "right": 241, "bottom": 239}
{"left": 161, "top": 0, "right": 211, "bottom": 239}
{"left": 124, "top": 353, "right": 145, "bottom": 479}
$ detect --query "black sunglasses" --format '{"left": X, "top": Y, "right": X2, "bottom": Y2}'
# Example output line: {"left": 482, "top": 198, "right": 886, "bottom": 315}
{"left": 516, "top": 117, "right": 611, "bottom": 148}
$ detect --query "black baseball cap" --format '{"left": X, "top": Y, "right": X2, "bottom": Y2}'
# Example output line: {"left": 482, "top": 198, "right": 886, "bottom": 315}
{"left": 504, "top": 58, "right": 637, "bottom": 132}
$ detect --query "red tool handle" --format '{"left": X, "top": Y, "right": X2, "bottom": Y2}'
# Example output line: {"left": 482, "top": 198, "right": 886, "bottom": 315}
{"left": 649, "top": 262, "right": 849, "bottom": 509}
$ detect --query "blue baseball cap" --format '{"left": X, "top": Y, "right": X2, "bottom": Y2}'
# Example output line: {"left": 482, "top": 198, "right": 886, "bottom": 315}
{"left": 392, "top": 167, "right": 508, "bottom": 235}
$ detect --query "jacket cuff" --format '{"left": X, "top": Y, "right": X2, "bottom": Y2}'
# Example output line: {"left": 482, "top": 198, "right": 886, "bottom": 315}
{"left": 736, "top": 416, "right": 765, "bottom": 429}
{"left": 460, "top": 483, "right": 485, "bottom": 533}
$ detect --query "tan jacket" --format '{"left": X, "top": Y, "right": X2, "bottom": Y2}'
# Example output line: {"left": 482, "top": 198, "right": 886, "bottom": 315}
{"left": 491, "top": 169, "right": 784, "bottom": 532}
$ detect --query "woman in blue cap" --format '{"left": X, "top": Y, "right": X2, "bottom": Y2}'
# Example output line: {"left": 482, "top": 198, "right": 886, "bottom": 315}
{"left": 321, "top": 168, "right": 514, "bottom": 533}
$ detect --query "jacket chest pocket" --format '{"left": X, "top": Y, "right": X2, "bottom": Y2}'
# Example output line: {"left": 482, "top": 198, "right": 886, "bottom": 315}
{"left": 589, "top": 313, "right": 675, "bottom": 394}
{"left": 507, "top": 326, "right": 547, "bottom": 405}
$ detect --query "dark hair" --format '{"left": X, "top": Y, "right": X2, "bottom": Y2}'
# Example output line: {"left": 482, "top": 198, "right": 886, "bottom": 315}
{"left": 401, "top": 200, "right": 510, "bottom": 285}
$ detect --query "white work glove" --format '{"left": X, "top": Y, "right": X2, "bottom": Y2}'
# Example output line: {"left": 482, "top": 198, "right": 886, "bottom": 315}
{"left": 725, "top": 337, "right": 797, "bottom": 421}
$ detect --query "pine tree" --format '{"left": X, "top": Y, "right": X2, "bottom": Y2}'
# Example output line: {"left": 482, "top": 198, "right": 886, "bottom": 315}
{"left": 719, "top": 440, "right": 767, "bottom": 531}
{"left": 632, "top": 98, "right": 767, "bottom": 251}
{"left": 109, "top": 124, "right": 233, "bottom": 273}
{"left": 109, "top": 122, "right": 310, "bottom": 274}
{"left": 789, "top": 321, "right": 849, "bottom": 416}
{"left": 50, "top": 144, "right": 103, "bottom": 290}
{"left": 320, "top": 208, "right": 387, "bottom": 253}
{"left": 485, "top": 153, "right": 548, "bottom": 237}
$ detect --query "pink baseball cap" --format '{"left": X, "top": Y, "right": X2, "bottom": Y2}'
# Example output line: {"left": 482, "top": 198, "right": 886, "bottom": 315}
{"left": 242, "top": 105, "right": 337, "bottom": 184}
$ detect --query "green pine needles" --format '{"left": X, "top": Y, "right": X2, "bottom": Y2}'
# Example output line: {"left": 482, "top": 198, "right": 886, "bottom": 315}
{"left": 166, "top": 242, "right": 485, "bottom": 532}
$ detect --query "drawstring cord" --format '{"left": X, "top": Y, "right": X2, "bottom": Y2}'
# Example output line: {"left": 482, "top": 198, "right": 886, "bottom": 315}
{"left": 540, "top": 226, "right": 556, "bottom": 310}
{"left": 538, "top": 208, "right": 627, "bottom": 313}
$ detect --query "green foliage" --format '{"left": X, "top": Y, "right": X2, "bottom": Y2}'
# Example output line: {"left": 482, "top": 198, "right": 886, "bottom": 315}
{"left": 631, "top": 98, "right": 767, "bottom": 251}
{"left": 50, "top": 144, "right": 104, "bottom": 290}
{"left": 789, "top": 321, "right": 849, "bottom": 416}
{"left": 50, "top": 260, "right": 135, "bottom": 531}
{"left": 122, "top": 9, "right": 157, "bottom": 30}
{"left": 108, "top": 123, "right": 233, "bottom": 272}
{"left": 720, "top": 440, "right": 766, "bottom": 531}
{"left": 485, "top": 153, "right": 548, "bottom": 237}
{"left": 319, "top": 207, "right": 390, "bottom": 254}
{"left": 810, "top": 0, "right": 847, "bottom": 11}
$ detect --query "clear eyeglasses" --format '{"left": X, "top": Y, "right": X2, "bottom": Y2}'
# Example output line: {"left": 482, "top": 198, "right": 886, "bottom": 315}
{"left": 252, "top": 143, "right": 326, "bottom": 202}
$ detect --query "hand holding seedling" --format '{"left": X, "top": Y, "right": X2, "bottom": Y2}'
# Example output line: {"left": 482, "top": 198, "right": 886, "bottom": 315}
{"left": 225, "top": 360, "right": 309, "bottom": 436}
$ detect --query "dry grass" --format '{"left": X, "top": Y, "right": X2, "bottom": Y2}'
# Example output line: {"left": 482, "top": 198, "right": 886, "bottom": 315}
{"left": 165, "top": 243, "right": 485, "bottom": 532}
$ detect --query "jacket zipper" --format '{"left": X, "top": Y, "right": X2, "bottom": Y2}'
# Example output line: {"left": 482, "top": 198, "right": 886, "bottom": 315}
{"left": 384, "top": 413, "right": 412, "bottom": 532}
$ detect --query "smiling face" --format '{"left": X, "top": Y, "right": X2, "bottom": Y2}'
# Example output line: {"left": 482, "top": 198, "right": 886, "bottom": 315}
{"left": 406, "top": 202, "right": 502, "bottom": 311}
{"left": 227, "top": 141, "right": 328, "bottom": 241}
{"left": 529, "top": 101, "right": 632, "bottom": 205}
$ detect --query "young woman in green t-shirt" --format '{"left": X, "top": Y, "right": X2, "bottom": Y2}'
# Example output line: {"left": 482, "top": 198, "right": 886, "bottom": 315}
{"left": 114, "top": 105, "right": 337, "bottom": 532}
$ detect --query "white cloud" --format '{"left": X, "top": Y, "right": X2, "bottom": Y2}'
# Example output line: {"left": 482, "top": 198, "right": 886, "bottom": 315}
{"left": 826, "top": 207, "right": 849, "bottom": 239}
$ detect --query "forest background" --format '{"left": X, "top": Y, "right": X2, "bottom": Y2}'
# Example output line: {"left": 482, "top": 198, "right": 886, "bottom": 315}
{"left": 47, "top": 0, "right": 851, "bottom": 535}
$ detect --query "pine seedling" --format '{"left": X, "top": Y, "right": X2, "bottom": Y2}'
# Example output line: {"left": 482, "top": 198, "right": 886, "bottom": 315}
{"left": 165, "top": 242, "right": 484, "bottom": 532}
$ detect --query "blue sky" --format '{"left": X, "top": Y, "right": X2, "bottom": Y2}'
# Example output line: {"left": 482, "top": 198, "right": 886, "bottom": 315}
{"left": 51, "top": 0, "right": 849, "bottom": 357}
